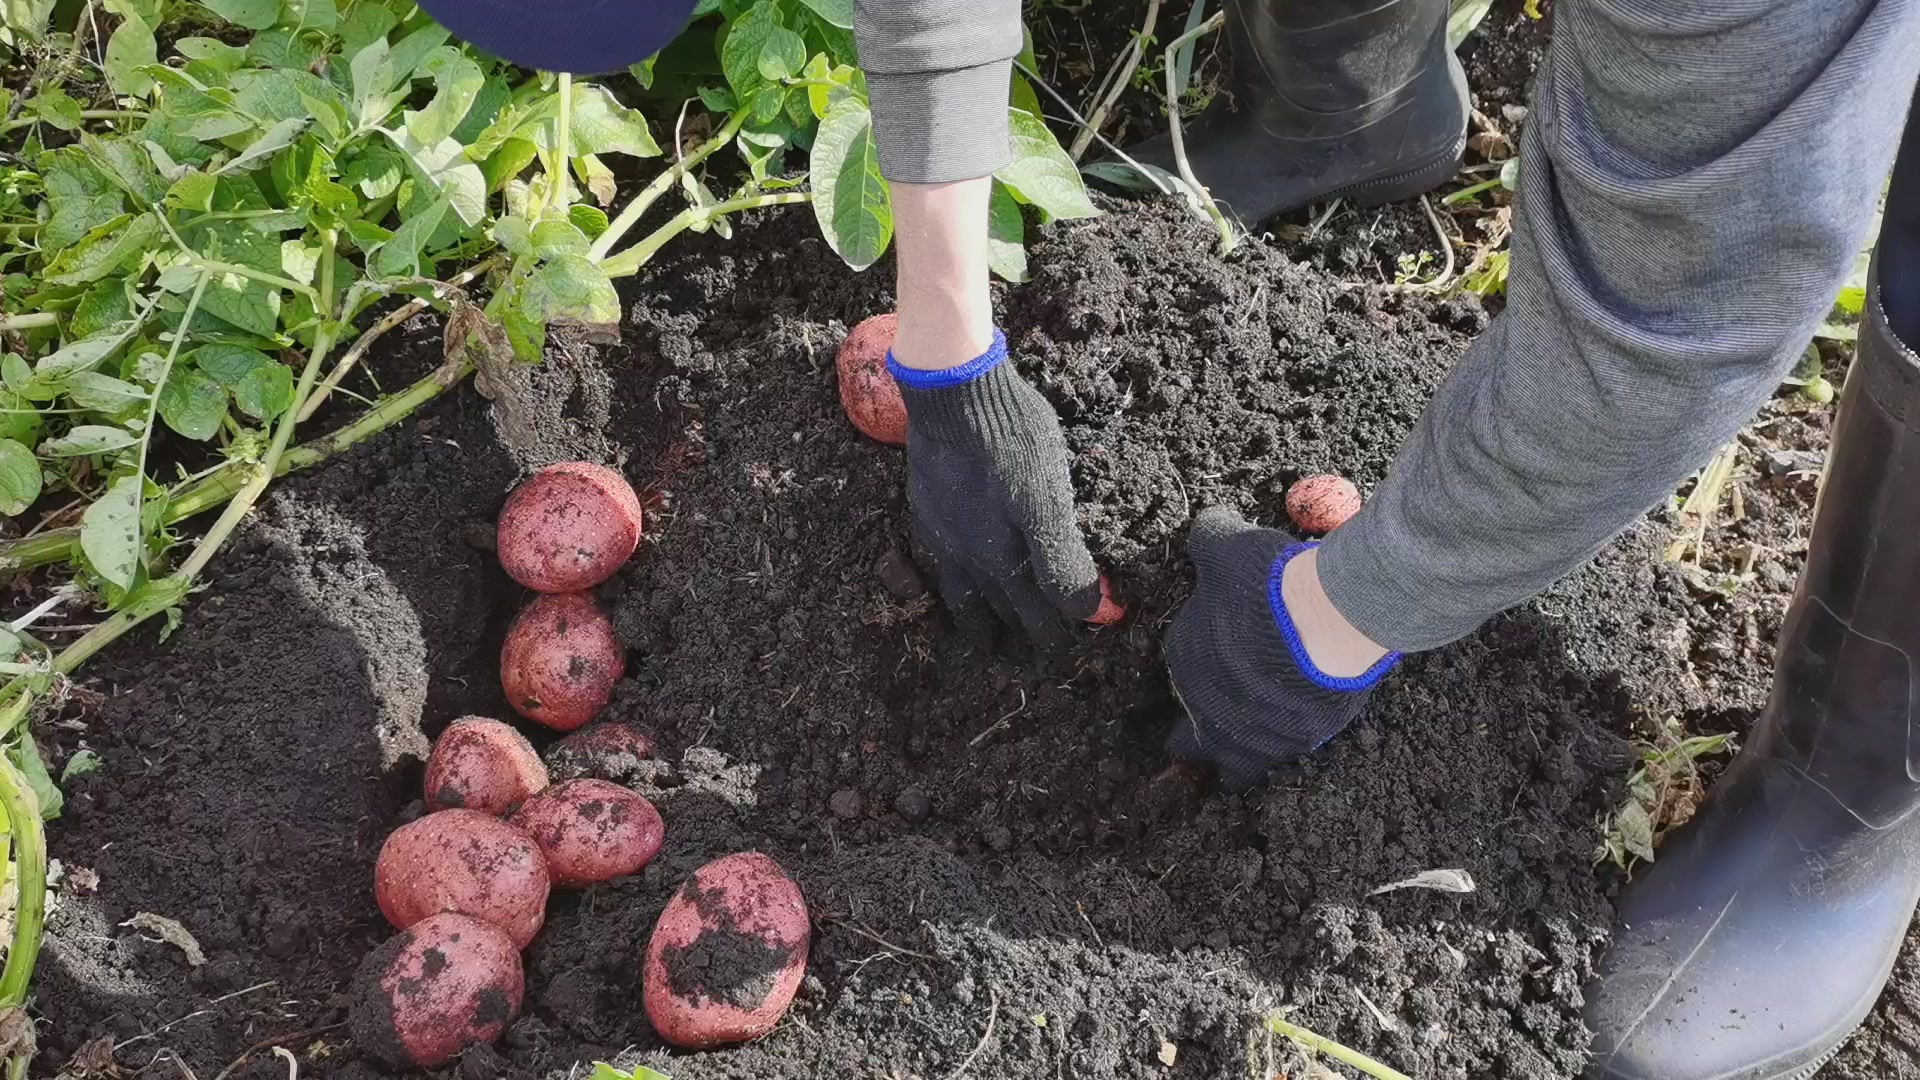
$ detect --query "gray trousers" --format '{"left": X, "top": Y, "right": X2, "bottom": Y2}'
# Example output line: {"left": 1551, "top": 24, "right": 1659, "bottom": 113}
{"left": 854, "top": 0, "right": 1920, "bottom": 653}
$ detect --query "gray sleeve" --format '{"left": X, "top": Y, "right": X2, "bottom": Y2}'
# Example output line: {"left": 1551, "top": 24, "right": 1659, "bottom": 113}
{"left": 1317, "top": 0, "right": 1920, "bottom": 653}
{"left": 853, "top": 0, "right": 1022, "bottom": 183}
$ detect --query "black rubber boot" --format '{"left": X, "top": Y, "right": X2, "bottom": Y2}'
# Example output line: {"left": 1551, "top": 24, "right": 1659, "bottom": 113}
{"left": 1583, "top": 121, "right": 1920, "bottom": 1080}
{"left": 1123, "top": 0, "right": 1467, "bottom": 226}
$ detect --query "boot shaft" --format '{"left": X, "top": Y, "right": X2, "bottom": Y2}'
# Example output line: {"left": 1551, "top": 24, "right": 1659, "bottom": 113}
{"left": 1222, "top": 0, "right": 1451, "bottom": 137}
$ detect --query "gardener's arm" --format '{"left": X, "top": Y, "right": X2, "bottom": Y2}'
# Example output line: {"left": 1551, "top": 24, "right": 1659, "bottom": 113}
{"left": 853, "top": 1, "right": 1103, "bottom": 643}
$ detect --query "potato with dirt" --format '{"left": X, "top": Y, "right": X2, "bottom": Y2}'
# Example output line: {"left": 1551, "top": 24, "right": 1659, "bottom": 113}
{"left": 836, "top": 313, "right": 908, "bottom": 446}
{"left": 497, "top": 462, "right": 645, "bottom": 592}
{"left": 510, "top": 778, "right": 664, "bottom": 887}
{"left": 500, "top": 591, "right": 626, "bottom": 731}
{"left": 545, "top": 720, "right": 657, "bottom": 782}
{"left": 643, "top": 851, "right": 810, "bottom": 1048}
{"left": 1285, "top": 474, "right": 1363, "bottom": 534}
{"left": 350, "top": 912, "right": 524, "bottom": 1068}
{"left": 424, "top": 717, "right": 548, "bottom": 814}
{"left": 374, "top": 809, "right": 550, "bottom": 948}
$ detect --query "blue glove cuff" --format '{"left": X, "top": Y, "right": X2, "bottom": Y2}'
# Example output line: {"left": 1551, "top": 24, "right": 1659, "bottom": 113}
{"left": 885, "top": 329, "right": 1009, "bottom": 389}
{"left": 1268, "top": 542, "right": 1400, "bottom": 692}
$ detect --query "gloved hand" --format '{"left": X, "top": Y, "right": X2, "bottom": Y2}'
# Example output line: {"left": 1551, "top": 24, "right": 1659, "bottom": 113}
{"left": 1163, "top": 507, "right": 1398, "bottom": 789}
{"left": 889, "top": 330, "right": 1102, "bottom": 647}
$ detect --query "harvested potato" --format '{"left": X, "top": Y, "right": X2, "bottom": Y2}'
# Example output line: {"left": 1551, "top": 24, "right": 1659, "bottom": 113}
{"left": 1086, "top": 573, "right": 1126, "bottom": 626}
{"left": 836, "top": 313, "right": 907, "bottom": 446}
{"left": 1285, "top": 474, "right": 1363, "bottom": 534}
{"left": 510, "top": 778, "right": 664, "bottom": 887}
{"left": 643, "top": 851, "right": 810, "bottom": 1048}
{"left": 351, "top": 912, "right": 524, "bottom": 1068}
{"left": 545, "top": 720, "right": 658, "bottom": 782}
{"left": 424, "top": 717, "right": 548, "bottom": 815}
{"left": 374, "top": 809, "right": 550, "bottom": 948}
{"left": 497, "top": 462, "right": 644, "bottom": 593}
{"left": 500, "top": 592, "right": 625, "bottom": 732}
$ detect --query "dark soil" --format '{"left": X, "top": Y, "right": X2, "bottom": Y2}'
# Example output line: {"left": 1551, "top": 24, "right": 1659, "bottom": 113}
{"left": 25, "top": 6, "right": 1917, "bottom": 1079}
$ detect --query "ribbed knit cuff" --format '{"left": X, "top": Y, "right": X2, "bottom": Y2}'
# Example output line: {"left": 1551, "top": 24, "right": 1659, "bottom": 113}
{"left": 1269, "top": 542, "right": 1400, "bottom": 691}
{"left": 886, "top": 330, "right": 1008, "bottom": 389}
{"left": 890, "top": 333, "right": 1036, "bottom": 440}
{"left": 865, "top": 62, "right": 1014, "bottom": 184}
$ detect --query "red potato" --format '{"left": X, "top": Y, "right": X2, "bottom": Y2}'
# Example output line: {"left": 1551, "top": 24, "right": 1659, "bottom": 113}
{"left": 1286, "top": 474, "right": 1363, "bottom": 534}
{"left": 497, "top": 462, "right": 644, "bottom": 593}
{"left": 424, "top": 717, "right": 548, "bottom": 815}
{"left": 510, "top": 778, "right": 664, "bottom": 887}
{"left": 501, "top": 592, "right": 625, "bottom": 732}
{"left": 643, "top": 852, "right": 810, "bottom": 1049}
{"left": 1086, "top": 573, "right": 1126, "bottom": 626}
{"left": 374, "top": 809, "right": 550, "bottom": 948}
{"left": 545, "top": 720, "right": 658, "bottom": 782}
{"left": 350, "top": 913, "right": 524, "bottom": 1068}
{"left": 836, "top": 313, "right": 907, "bottom": 446}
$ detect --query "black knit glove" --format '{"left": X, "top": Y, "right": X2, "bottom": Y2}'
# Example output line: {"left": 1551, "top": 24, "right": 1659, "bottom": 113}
{"left": 1163, "top": 508, "right": 1399, "bottom": 790}
{"left": 890, "top": 331, "right": 1101, "bottom": 647}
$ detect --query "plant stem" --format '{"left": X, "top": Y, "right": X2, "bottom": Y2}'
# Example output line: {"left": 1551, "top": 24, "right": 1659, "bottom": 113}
{"left": 1013, "top": 60, "right": 1177, "bottom": 199}
{"left": 1441, "top": 176, "right": 1504, "bottom": 206}
{"left": 601, "top": 191, "right": 810, "bottom": 278}
{"left": 1068, "top": 0, "right": 1160, "bottom": 161}
{"left": 555, "top": 72, "right": 575, "bottom": 207}
{"left": 1265, "top": 1015, "right": 1411, "bottom": 1080}
{"left": 137, "top": 274, "right": 212, "bottom": 510}
{"left": 0, "top": 703, "right": 47, "bottom": 1010}
{"left": 194, "top": 259, "right": 319, "bottom": 302}
{"left": 298, "top": 255, "right": 503, "bottom": 422}
{"left": 0, "top": 314, "right": 56, "bottom": 332}
{"left": 1162, "top": 11, "right": 1235, "bottom": 254}
{"left": 588, "top": 110, "right": 750, "bottom": 262}
{"left": 0, "top": 109, "right": 146, "bottom": 134}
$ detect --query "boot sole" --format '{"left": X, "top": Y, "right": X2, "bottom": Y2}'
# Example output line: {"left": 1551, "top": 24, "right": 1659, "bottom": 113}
{"left": 1320, "top": 131, "right": 1467, "bottom": 210}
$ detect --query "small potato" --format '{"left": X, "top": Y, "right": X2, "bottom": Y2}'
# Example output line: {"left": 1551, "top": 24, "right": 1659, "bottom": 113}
{"left": 500, "top": 592, "right": 625, "bottom": 732}
{"left": 497, "top": 462, "right": 644, "bottom": 593}
{"left": 1086, "top": 573, "right": 1126, "bottom": 626}
{"left": 643, "top": 852, "right": 810, "bottom": 1049}
{"left": 351, "top": 912, "right": 523, "bottom": 1068}
{"left": 1285, "top": 474, "right": 1363, "bottom": 534}
{"left": 424, "top": 717, "right": 548, "bottom": 815}
{"left": 545, "top": 721, "right": 658, "bottom": 782}
{"left": 836, "top": 313, "right": 907, "bottom": 446}
{"left": 510, "top": 779, "right": 664, "bottom": 887}
{"left": 374, "top": 809, "right": 549, "bottom": 948}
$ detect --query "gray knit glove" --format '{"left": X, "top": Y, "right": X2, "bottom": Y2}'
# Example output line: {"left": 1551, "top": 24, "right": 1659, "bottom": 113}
{"left": 889, "top": 331, "right": 1101, "bottom": 647}
{"left": 1164, "top": 508, "right": 1399, "bottom": 789}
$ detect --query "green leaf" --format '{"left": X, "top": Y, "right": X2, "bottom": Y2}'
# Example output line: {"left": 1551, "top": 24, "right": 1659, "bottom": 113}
{"left": 0, "top": 440, "right": 41, "bottom": 516}
{"left": 105, "top": 12, "right": 159, "bottom": 97}
{"left": 629, "top": 55, "right": 658, "bottom": 90}
{"left": 406, "top": 47, "right": 485, "bottom": 148}
{"left": 175, "top": 36, "right": 248, "bottom": 73}
{"left": 559, "top": 84, "right": 661, "bottom": 160}
{"left": 26, "top": 89, "right": 83, "bottom": 131}
{"left": 987, "top": 181, "right": 1028, "bottom": 283}
{"left": 373, "top": 195, "right": 451, "bottom": 278}
{"left": 63, "top": 372, "right": 149, "bottom": 413}
{"left": 197, "top": 0, "right": 277, "bottom": 29}
{"left": 722, "top": 1, "right": 780, "bottom": 98}
{"left": 192, "top": 343, "right": 276, "bottom": 386}
{"left": 793, "top": 0, "right": 853, "bottom": 28}
{"left": 343, "top": 143, "right": 406, "bottom": 200}
{"left": 45, "top": 213, "right": 160, "bottom": 286}
{"left": 996, "top": 109, "right": 1100, "bottom": 221}
{"left": 12, "top": 736, "right": 63, "bottom": 820}
{"left": 587, "top": 1064, "right": 673, "bottom": 1080}
{"left": 217, "top": 116, "right": 309, "bottom": 175}
{"left": 279, "top": 0, "right": 336, "bottom": 32}
{"left": 758, "top": 26, "right": 807, "bottom": 81}
{"left": 232, "top": 362, "right": 294, "bottom": 421}
{"left": 158, "top": 368, "right": 229, "bottom": 440}
{"left": 523, "top": 254, "right": 620, "bottom": 328}
{"left": 166, "top": 170, "right": 219, "bottom": 213}
{"left": 386, "top": 24, "right": 453, "bottom": 84}
{"left": 88, "top": 135, "right": 168, "bottom": 204}
{"left": 44, "top": 425, "right": 138, "bottom": 457}
{"left": 532, "top": 220, "right": 591, "bottom": 259}
{"left": 491, "top": 215, "right": 534, "bottom": 258}
{"left": 570, "top": 204, "right": 611, "bottom": 241}
{"left": 60, "top": 749, "right": 102, "bottom": 784}
{"left": 809, "top": 105, "right": 892, "bottom": 270}
{"left": 71, "top": 281, "right": 136, "bottom": 340}
{"left": 350, "top": 37, "right": 399, "bottom": 127}
{"left": 37, "top": 334, "right": 127, "bottom": 380}
{"left": 189, "top": 214, "right": 284, "bottom": 339}
{"left": 1447, "top": 0, "right": 1493, "bottom": 50}
{"left": 698, "top": 85, "right": 738, "bottom": 114}
{"left": 302, "top": 92, "right": 351, "bottom": 145}
{"left": 338, "top": 3, "right": 398, "bottom": 55}
{"left": 40, "top": 150, "right": 127, "bottom": 253}
{"left": 388, "top": 129, "right": 487, "bottom": 226}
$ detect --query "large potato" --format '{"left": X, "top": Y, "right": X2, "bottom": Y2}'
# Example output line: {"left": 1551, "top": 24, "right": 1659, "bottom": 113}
{"left": 835, "top": 314, "right": 907, "bottom": 446}
{"left": 424, "top": 716, "right": 548, "bottom": 815}
{"left": 374, "top": 809, "right": 550, "bottom": 948}
{"left": 643, "top": 852, "right": 810, "bottom": 1048}
{"left": 497, "top": 462, "right": 644, "bottom": 592}
{"left": 500, "top": 592, "right": 625, "bottom": 732}
{"left": 510, "top": 779, "right": 664, "bottom": 887}
{"left": 351, "top": 913, "right": 524, "bottom": 1068}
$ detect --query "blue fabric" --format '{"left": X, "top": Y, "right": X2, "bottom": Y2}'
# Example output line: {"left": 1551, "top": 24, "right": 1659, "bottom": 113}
{"left": 886, "top": 330, "right": 1009, "bottom": 389}
{"left": 1268, "top": 542, "right": 1400, "bottom": 693}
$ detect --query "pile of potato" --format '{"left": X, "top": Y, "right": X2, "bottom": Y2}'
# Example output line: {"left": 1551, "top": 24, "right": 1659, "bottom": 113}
{"left": 350, "top": 463, "right": 810, "bottom": 1067}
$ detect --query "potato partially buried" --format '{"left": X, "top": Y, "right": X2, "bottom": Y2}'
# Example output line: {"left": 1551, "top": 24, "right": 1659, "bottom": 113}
{"left": 424, "top": 716, "right": 548, "bottom": 815}
{"left": 510, "top": 779, "right": 664, "bottom": 888}
{"left": 500, "top": 592, "right": 625, "bottom": 732}
{"left": 373, "top": 809, "right": 550, "bottom": 948}
{"left": 350, "top": 912, "right": 524, "bottom": 1068}
{"left": 643, "top": 852, "right": 810, "bottom": 1049}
